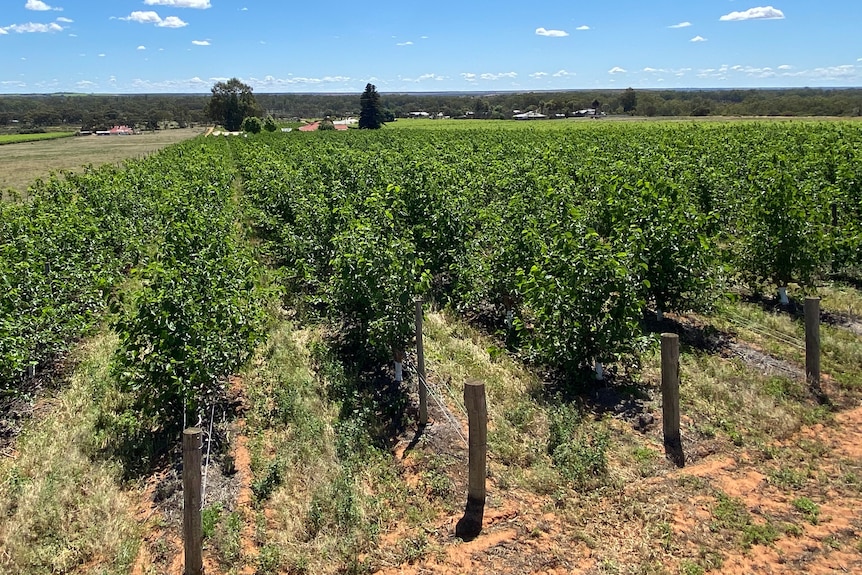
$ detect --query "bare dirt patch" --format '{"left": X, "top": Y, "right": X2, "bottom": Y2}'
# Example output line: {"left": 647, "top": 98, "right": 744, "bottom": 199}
{"left": 667, "top": 405, "right": 862, "bottom": 575}
{"left": 366, "top": 375, "right": 862, "bottom": 575}
{"left": 130, "top": 377, "right": 253, "bottom": 575}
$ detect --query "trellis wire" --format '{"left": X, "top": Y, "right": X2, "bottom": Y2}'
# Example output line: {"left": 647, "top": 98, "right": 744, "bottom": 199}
{"left": 201, "top": 402, "right": 216, "bottom": 506}
{"left": 725, "top": 312, "right": 805, "bottom": 350}
{"left": 403, "top": 355, "right": 468, "bottom": 448}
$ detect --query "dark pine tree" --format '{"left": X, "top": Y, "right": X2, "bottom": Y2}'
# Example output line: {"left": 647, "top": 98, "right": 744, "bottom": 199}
{"left": 359, "top": 83, "right": 383, "bottom": 129}
{"left": 205, "top": 78, "right": 260, "bottom": 131}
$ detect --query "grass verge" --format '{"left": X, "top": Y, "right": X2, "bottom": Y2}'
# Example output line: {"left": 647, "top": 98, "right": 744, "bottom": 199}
{"left": 222, "top": 318, "right": 431, "bottom": 574}
{"left": 0, "top": 331, "right": 139, "bottom": 575}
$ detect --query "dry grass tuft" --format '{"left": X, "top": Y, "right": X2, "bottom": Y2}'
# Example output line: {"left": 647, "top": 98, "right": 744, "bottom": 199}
{"left": 0, "top": 332, "right": 139, "bottom": 575}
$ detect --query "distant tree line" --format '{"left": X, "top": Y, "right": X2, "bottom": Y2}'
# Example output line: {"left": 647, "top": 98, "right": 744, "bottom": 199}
{"left": 1, "top": 87, "right": 861, "bottom": 131}
{"left": 0, "top": 94, "right": 209, "bottom": 131}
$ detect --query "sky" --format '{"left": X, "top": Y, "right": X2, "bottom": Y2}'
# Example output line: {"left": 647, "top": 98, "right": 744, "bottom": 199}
{"left": 1, "top": 1, "right": 861, "bottom": 94}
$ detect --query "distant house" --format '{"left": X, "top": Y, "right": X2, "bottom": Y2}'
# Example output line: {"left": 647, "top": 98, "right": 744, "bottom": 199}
{"left": 513, "top": 111, "right": 548, "bottom": 120}
{"left": 409, "top": 111, "right": 430, "bottom": 118}
{"left": 298, "top": 121, "right": 348, "bottom": 132}
{"left": 109, "top": 125, "right": 134, "bottom": 135}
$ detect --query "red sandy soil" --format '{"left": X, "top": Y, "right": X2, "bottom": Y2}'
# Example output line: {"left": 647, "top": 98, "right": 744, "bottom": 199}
{"left": 133, "top": 387, "right": 862, "bottom": 575}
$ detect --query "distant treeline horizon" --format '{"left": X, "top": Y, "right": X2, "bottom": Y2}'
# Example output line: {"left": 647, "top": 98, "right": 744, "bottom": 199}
{"left": 1, "top": 87, "right": 861, "bottom": 130}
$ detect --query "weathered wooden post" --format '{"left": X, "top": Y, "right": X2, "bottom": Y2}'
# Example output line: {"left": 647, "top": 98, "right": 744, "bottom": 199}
{"left": 661, "top": 333, "right": 684, "bottom": 467}
{"left": 415, "top": 298, "right": 428, "bottom": 426}
{"left": 456, "top": 380, "right": 487, "bottom": 539}
{"left": 805, "top": 297, "right": 821, "bottom": 393}
{"left": 183, "top": 428, "right": 203, "bottom": 575}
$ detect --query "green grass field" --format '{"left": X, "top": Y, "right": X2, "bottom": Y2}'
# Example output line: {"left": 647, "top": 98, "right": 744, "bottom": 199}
{"left": 385, "top": 116, "right": 862, "bottom": 131}
{"left": 0, "top": 132, "right": 76, "bottom": 145}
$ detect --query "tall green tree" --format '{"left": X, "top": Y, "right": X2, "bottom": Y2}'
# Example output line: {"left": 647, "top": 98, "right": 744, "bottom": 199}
{"left": 359, "top": 83, "right": 384, "bottom": 129}
{"left": 205, "top": 78, "right": 261, "bottom": 131}
{"left": 621, "top": 87, "right": 637, "bottom": 114}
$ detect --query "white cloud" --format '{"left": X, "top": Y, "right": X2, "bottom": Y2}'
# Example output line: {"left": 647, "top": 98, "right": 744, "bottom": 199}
{"left": 158, "top": 16, "right": 188, "bottom": 28}
{"left": 608, "top": 66, "right": 627, "bottom": 74}
{"left": 3, "top": 22, "right": 63, "bottom": 33}
{"left": 642, "top": 67, "right": 691, "bottom": 76}
{"left": 120, "top": 11, "right": 187, "bottom": 28}
{"left": 243, "top": 75, "right": 352, "bottom": 89}
{"left": 553, "top": 69, "right": 574, "bottom": 77}
{"left": 401, "top": 73, "right": 445, "bottom": 82}
{"left": 137, "top": 45, "right": 146, "bottom": 50}
{"left": 535, "top": 27, "right": 568, "bottom": 37}
{"left": 144, "top": 0, "right": 211, "bottom": 8}
{"left": 576, "top": 25, "right": 590, "bottom": 31}
{"left": 720, "top": 6, "right": 785, "bottom": 21}
{"left": 55, "top": 16, "right": 72, "bottom": 22}
{"left": 784, "top": 64, "right": 858, "bottom": 81}
{"left": 240, "top": 7, "right": 248, "bottom": 10}
{"left": 396, "top": 41, "right": 413, "bottom": 46}
{"left": 122, "top": 11, "right": 162, "bottom": 24}
{"left": 669, "top": 22, "right": 691, "bottom": 28}
{"left": 25, "top": 0, "right": 54, "bottom": 11}
{"left": 480, "top": 72, "right": 517, "bottom": 80}
{"left": 130, "top": 77, "right": 215, "bottom": 91}
{"left": 700, "top": 64, "right": 792, "bottom": 79}
{"left": 0, "top": 28, "right": 7, "bottom": 35}
{"left": 98, "top": 53, "right": 105, "bottom": 57}
{"left": 530, "top": 72, "right": 548, "bottom": 78}
{"left": 690, "top": 35, "right": 707, "bottom": 42}
{"left": 461, "top": 73, "right": 477, "bottom": 82}
{"left": 192, "top": 39, "right": 210, "bottom": 45}
{"left": 778, "top": 64, "right": 792, "bottom": 70}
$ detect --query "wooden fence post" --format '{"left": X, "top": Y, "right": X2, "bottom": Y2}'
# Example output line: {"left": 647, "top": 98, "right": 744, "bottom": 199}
{"left": 457, "top": 380, "right": 486, "bottom": 539}
{"left": 805, "top": 297, "right": 821, "bottom": 394}
{"left": 661, "top": 333, "right": 684, "bottom": 467}
{"left": 183, "top": 428, "right": 203, "bottom": 575}
{"left": 415, "top": 298, "right": 428, "bottom": 426}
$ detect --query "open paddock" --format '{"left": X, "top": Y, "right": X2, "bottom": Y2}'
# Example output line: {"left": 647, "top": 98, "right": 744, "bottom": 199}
{"left": 0, "top": 127, "right": 205, "bottom": 198}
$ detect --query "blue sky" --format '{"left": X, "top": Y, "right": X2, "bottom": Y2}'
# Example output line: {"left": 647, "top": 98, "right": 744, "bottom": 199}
{"left": 1, "top": 1, "right": 861, "bottom": 94}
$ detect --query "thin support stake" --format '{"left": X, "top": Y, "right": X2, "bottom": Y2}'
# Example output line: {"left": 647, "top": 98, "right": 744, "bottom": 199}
{"left": 415, "top": 298, "right": 428, "bottom": 426}
{"left": 201, "top": 402, "right": 216, "bottom": 507}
